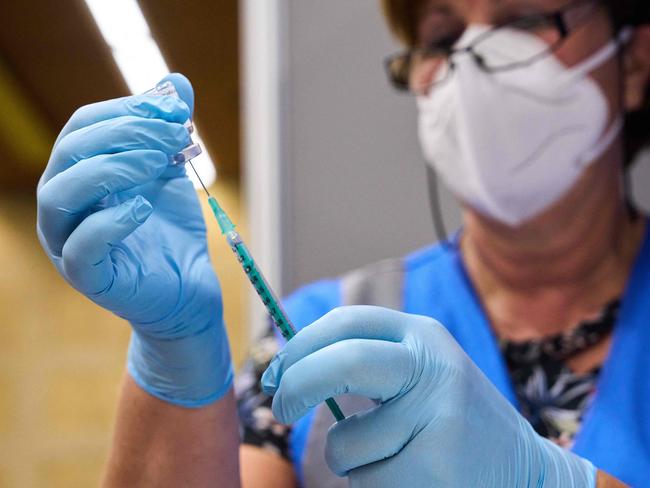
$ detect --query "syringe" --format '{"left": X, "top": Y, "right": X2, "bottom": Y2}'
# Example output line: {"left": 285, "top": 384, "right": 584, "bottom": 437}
{"left": 190, "top": 166, "right": 345, "bottom": 422}
{"left": 145, "top": 79, "right": 344, "bottom": 421}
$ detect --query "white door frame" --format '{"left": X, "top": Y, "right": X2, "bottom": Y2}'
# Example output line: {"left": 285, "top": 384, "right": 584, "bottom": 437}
{"left": 240, "top": 0, "right": 289, "bottom": 339}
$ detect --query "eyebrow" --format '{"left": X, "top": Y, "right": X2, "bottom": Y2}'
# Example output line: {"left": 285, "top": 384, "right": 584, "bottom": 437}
{"left": 419, "top": 0, "right": 453, "bottom": 15}
{"left": 499, "top": 0, "right": 570, "bottom": 11}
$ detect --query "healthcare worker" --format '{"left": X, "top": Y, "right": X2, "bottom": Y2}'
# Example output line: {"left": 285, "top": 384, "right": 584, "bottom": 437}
{"left": 36, "top": 0, "right": 649, "bottom": 486}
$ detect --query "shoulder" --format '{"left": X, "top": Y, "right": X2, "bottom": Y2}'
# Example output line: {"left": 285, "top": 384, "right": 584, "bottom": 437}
{"left": 403, "top": 240, "right": 458, "bottom": 274}
{"left": 284, "top": 279, "right": 342, "bottom": 333}
{"left": 284, "top": 240, "right": 457, "bottom": 331}
{"left": 339, "top": 240, "right": 456, "bottom": 289}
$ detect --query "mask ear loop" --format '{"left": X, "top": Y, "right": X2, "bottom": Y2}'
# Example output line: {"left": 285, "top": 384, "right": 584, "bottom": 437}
{"left": 565, "top": 27, "right": 633, "bottom": 81}
{"left": 614, "top": 27, "right": 641, "bottom": 221}
{"left": 426, "top": 165, "right": 457, "bottom": 249}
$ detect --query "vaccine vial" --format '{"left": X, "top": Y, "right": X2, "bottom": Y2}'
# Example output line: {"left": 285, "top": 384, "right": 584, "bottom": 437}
{"left": 143, "top": 80, "right": 203, "bottom": 165}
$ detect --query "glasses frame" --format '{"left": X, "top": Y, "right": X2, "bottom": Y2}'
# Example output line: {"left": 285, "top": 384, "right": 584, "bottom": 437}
{"left": 384, "top": 0, "right": 601, "bottom": 93}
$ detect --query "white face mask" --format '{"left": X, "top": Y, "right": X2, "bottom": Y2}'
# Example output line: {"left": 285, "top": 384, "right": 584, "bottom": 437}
{"left": 417, "top": 25, "right": 628, "bottom": 226}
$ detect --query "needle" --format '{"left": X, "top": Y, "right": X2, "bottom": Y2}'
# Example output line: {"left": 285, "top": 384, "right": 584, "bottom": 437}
{"left": 188, "top": 160, "right": 211, "bottom": 197}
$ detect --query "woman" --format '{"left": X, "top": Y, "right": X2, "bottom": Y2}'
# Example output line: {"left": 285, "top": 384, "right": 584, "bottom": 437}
{"left": 36, "top": 0, "right": 649, "bottom": 486}
{"left": 238, "top": 0, "right": 650, "bottom": 485}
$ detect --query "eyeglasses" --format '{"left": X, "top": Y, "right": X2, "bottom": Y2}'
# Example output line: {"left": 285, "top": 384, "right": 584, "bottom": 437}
{"left": 384, "top": 0, "right": 601, "bottom": 94}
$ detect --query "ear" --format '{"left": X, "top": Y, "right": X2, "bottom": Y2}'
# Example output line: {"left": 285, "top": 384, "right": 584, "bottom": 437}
{"left": 623, "top": 25, "right": 650, "bottom": 111}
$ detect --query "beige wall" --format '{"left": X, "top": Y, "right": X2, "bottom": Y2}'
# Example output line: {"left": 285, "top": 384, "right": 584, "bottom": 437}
{"left": 0, "top": 179, "right": 248, "bottom": 487}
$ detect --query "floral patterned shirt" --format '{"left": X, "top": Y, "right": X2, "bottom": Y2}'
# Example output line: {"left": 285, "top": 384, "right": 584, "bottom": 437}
{"left": 500, "top": 300, "right": 619, "bottom": 447}
{"left": 236, "top": 300, "right": 619, "bottom": 458}
{"left": 235, "top": 331, "right": 291, "bottom": 459}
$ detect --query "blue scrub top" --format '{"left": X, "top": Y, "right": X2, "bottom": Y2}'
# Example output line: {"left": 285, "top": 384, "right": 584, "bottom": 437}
{"left": 283, "top": 223, "right": 650, "bottom": 486}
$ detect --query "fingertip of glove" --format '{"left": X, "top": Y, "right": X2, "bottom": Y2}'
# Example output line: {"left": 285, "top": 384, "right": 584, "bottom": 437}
{"left": 270, "top": 393, "right": 290, "bottom": 425}
{"left": 132, "top": 196, "right": 153, "bottom": 223}
{"left": 261, "top": 355, "right": 281, "bottom": 395}
{"left": 113, "top": 196, "right": 152, "bottom": 225}
{"left": 125, "top": 95, "right": 190, "bottom": 125}
{"left": 161, "top": 73, "right": 195, "bottom": 114}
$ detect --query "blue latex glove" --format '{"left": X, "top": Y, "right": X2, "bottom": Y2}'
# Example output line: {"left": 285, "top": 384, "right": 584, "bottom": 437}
{"left": 37, "top": 73, "right": 232, "bottom": 407}
{"left": 262, "top": 306, "right": 596, "bottom": 487}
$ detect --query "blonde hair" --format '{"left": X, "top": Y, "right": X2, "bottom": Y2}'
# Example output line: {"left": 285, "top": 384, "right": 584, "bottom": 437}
{"left": 380, "top": 0, "right": 426, "bottom": 47}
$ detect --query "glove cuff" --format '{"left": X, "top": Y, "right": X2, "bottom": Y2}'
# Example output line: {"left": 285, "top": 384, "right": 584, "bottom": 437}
{"left": 127, "top": 322, "right": 233, "bottom": 408}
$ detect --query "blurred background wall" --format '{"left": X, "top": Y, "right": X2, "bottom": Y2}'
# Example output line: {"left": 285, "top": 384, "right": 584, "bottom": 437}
{"left": 281, "top": 0, "right": 439, "bottom": 290}
{"left": 0, "top": 1, "right": 245, "bottom": 486}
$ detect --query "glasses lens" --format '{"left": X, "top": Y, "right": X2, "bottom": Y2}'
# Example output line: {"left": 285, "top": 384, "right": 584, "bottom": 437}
{"left": 471, "top": 17, "right": 562, "bottom": 71}
{"left": 386, "top": 50, "right": 451, "bottom": 94}
{"left": 385, "top": 53, "right": 412, "bottom": 90}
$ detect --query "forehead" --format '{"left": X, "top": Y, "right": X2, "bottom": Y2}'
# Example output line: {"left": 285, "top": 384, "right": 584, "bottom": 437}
{"left": 414, "top": 0, "right": 578, "bottom": 46}
{"left": 420, "top": 0, "right": 572, "bottom": 18}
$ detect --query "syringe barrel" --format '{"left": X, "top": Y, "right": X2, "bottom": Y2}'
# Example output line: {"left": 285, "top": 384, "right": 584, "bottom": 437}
{"left": 227, "top": 236, "right": 296, "bottom": 340}
{"left": 223, "top": 229, "right": 345, "bottom": 421}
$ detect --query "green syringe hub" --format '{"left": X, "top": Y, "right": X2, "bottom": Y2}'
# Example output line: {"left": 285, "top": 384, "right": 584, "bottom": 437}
{"left": 208, "top": 196, "right": 236, "bottom": 234}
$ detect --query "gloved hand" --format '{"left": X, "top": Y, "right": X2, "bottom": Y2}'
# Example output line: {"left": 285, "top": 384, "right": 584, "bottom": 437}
{"left": 37, "top": 73, "right": 232, "bottom": 407}
{"left": 262, "top": 306, "right": 596, "bottom": 487}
